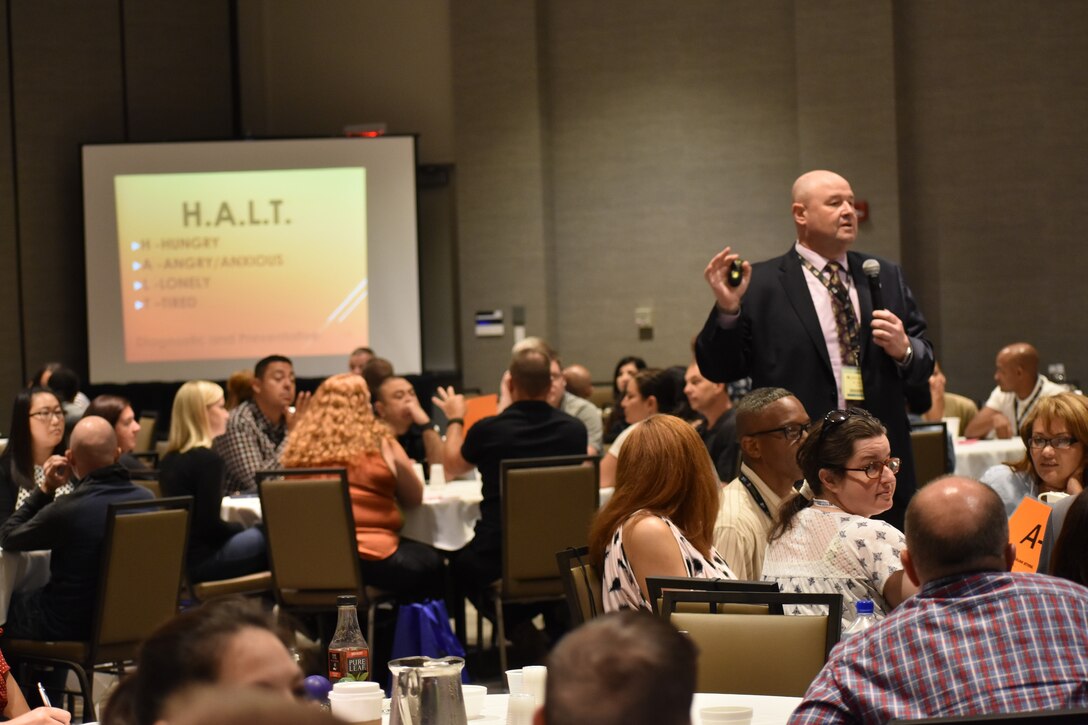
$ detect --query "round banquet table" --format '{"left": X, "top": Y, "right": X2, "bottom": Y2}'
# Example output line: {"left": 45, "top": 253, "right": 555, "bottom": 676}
{"left": 953, "top": 437, "right": 1026, "bottom": 480}
{"left": 380, "top": 692, "right": 800, "bottom": 724}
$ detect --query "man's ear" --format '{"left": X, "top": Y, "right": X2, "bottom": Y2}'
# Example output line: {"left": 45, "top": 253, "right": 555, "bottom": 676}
{"left": 740, "top": 435, "right": 760, "bottom": 463}
{"left": 792, "top": 201, "right": 807, "bottom": 226}
{"left": 373, "top": 400, "right": 386, "bottom": 419}
{"left": 1004, "top": 543, "right": 1017, "bottom": 572}
{"left": 901, "top": 549, "right": 922, "bottom": 587}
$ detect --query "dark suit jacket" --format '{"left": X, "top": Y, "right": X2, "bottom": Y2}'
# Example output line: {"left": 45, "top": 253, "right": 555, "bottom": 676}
{"left": 695, "top": 246, "right": 934, "bottom": 528}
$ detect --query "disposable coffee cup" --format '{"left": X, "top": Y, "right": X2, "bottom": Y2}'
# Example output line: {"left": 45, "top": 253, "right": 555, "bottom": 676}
{"left": 522, "top": 665, "right": 547, "bottom": 707}
{"left": 506, "top": 693, "right": 535, "bottom": 725}
{"left": 700, "top": 705, "right": 753, "bottom": 724}
{"left": 505, "top": 668, "right": 524, "bottom": 695}
{"left": 328, "top": 690, "right": 382, "bottom": 725}
{"left": 332, "top": 680, "right": 380, "bottom": 695}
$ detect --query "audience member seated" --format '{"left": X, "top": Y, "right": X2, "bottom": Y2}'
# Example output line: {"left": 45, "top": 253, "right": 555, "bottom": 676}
{"left": 714, "top": 387, "right": 810, "bottom": 579}
{"left": 361, "top": 356, "right": 394, "bottom": 396}
{"left": 683, "top": 360, "right": 739, "bottom": 482}
{"left": 373, "top": 376, "right": 443, "bottom": 466}
{"left": 102, "top": 598, "right": 304, "bottom": 725}
{"left": 535, "top": 610, "right": 696, "bottom": 725}
{"left": 0, "top": 417, "right": 154, "bottom": 640}
{"left": 604, "top": 355, "right": 646, "bottom": 444}
{"left": 964, "top": 342, "right": 1065, "bottom": 440}
{"left": 0, "top": 646, "right": 71, "bottom": 723}
{"left": 214, "top": 354, "right": 310, "bottom": 494}
{"left": 347, "top": 345, "right": 375, "bottom": 376}
{"left": 224, "top": 369, "right": 254, "bottom": 410}
{"left": 84, "top": 395, "right": 146, "bottom": 471}
{"left": 599, "top": 368, "right": 680, "bottom": 488}
{"left": 160, "top": 381, "right": 268, "bottom": 584}
{"left": 562, "top": 363, "right": 594, "bottom": 400}
{"left": 980, "top": 392, "right": 1087, "bottom": 516}
{"left": 549, "top": 356, "right": 603, "bottom": 455}
{"left": 590, "top": 415, "right": 734, "bottom": 612}
{"left": 762, "top": 408, "right": 916, "bottom": 629}
{"left": 0, "top": 388, "right": 73, "bottom": 523}
{"left": 40, "top": 366, "right": 87, "bottom": 429}
{"left": 28, "top": 362, "right": 88, "bottom": 410}
{"left": 917, "top": 361, "right": 978, "bottom": 432}
{"left": 436, "top": 348, "right": 586, "bottom": 640}
{"left": 1050, "top": 490, "right": 1088, "bottom": 586}
{"left": 281, "top": 373, "right": 444, "bottom": 600}
{"left": 790, "top": 477, "right": 1088, "bottom": 724}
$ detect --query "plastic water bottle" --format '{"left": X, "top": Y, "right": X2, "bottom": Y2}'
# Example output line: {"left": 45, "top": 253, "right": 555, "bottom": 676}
{"left": 842, "top": 599, "right": 876, "bottom": 637}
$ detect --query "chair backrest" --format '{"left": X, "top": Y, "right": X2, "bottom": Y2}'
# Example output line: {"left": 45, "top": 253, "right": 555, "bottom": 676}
{"left": 501, "top": 455, "right": 600, "bottom": 601}
{"left": 134, "top": 412, "right": 157, "bottom": 453}
{"left": 663, "top": 589, "right": 842, "bottom": 696}
{"left": 93, "top": 496, "right": 191, "bottom": 661}
{"left": 132, "top": 478, "right": 162, "bottom": 498}
{"left": 555, "top": 546, "right": 603, "bottom": 624}
{"left": 257, "top": 469, "right": 362, "bottom": 609}
{"left": 646, "top": 576, "right": 781, "bottom": 616}
{"left": 130, "top": 451, "right": 160, "bottom": 469}
{"left": 910, "top": 421, "right": 949, "bottom": 485}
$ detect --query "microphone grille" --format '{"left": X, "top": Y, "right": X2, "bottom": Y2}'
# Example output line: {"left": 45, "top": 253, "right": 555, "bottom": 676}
{"left": 862, "top": 259, "right": 881, "bottom": 278}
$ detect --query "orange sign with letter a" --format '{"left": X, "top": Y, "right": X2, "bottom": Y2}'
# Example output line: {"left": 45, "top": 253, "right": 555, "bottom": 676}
{"left": 1008, "top": 497, "right": 1051, "bottom": 573}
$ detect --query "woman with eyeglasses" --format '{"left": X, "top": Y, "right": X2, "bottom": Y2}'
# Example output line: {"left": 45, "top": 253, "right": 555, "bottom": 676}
{"left": 979, "top": 392, "right": 1087, "bottom": 517}
{"left": 762, "top": 408, "right": 917, "bottom": 628}
{"left": 0, "top": 387, "right": 75, "bottom": 525}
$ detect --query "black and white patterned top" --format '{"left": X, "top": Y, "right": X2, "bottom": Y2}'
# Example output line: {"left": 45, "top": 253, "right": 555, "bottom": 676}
{"left": 761, "top": 507, "right": 906, "bottom": 629}
{"left": 603, "top": 511, "right": 735, "bottom": 612}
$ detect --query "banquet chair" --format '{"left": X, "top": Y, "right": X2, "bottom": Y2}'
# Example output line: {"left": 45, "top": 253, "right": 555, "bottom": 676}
{"left": 487, "top": 455, "right": 599, "bottom": 672}
{"left": 256, "top": 469, "right": 391, "bottom": 648}
{"left": 132, "top": 477, "right": 162, "bottom": 497}
{"left": 555, "top": 546, "right": 602, "bottom": 625}
{"left": 134, "top": 411, "right": 157, "bottom": 452}
{"left": 5, "top": 496, "right": 192, "bottom": 722}
{"left": 910, "top": 421, "right": 950, "bottom": 485}
{"left": 645, "top": 576, "right": 780, "bottom": 616}
{"left": 662, "top": 589, "right": 841, "bottom": 696}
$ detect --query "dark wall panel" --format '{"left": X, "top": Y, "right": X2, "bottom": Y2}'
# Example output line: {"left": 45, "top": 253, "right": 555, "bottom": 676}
{"left": 0, "top": 2, "right": 24, "bottom": 399}
{"left": 122, "top": 0, "right": 235, "bottom": 141}
{"left": 8, "top": 1, "right": 126, "bottom": 398}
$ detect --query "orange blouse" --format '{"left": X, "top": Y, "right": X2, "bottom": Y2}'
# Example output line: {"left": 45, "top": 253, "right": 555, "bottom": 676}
{"left": 346, "top": 451, "right": 403, "bottom": 560}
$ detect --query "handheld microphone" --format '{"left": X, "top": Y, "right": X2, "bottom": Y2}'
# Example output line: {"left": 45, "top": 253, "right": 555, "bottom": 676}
{"left": 862, "top": 259, "right": 884, "bottom": 310}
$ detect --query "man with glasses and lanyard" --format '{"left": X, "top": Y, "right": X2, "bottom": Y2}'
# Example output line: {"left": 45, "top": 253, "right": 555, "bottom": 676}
{"left": 696, "top": 170, "right": 934, "bottom": 529}
{"left": 714, "top": 387, "right": 811, "bottom": 579}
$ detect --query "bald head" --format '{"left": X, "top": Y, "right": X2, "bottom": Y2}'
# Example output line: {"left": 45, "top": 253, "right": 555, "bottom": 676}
{"left": 792, "top": 170, "right": 849, "bottom": 204}
{"left": 904, "top": 477, "right": 1012, "bottom": 585}
{"left": 563, "top": 364, "right": 593, "bottom": 399}
{"left": 69, "top": 416, "right": 121, "bottom": 477}
{"left": 997, "top": 343, "right": 1039, "bottom": 376}
{"left": 790, "top": 170, "right": 857, "bottom": 257}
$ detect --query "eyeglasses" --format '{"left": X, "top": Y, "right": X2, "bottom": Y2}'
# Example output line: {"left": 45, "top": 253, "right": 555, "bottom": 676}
{"left": 749, "top": 422, "right": 812, "bottom": 443}
{"left": 29, "top": 409, "right": 65, "bottom": 422}
{"left": 840, "top": 457, "right": 901, "bottom": 479}
{"left": 1029, "top": 436, "right": 1079, "bottom": 450}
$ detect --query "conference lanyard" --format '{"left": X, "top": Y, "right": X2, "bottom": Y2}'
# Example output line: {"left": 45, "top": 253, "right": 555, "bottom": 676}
{"left": 1014, "top": 378, "right": 1045, "bottom": 430}
{"left": 739, "top": 472, "right": 772, "bottom": 520}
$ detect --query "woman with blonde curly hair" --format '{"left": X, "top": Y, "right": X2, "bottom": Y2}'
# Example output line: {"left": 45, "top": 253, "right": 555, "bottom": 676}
{"left": 280, "top": 373, "right": 444, "bottom": 599}
{"left": 161, "top": 381, "right": 268, "bottom": 583}
{"left": 589, "top": 414, "right": 734, "bottom": 611}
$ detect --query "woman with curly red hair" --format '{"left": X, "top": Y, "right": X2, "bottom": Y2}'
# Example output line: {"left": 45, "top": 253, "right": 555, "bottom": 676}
{"left": 280, "top": 373, "right": 444, "bottom": 599}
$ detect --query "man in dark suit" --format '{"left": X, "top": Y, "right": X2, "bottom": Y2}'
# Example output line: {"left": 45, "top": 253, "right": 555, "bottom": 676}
{"left": 695, "top": 170, "right": 933, "bottom": 528}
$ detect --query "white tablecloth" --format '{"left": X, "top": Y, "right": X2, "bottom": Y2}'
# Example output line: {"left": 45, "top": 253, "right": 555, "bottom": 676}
{"left": 953, "top": 438, "right": 1026, "bottom": 479}
{"left": 220, "top": 480, "right": 484, "bottom": 553}
{"left": 0, "top": 548, "right": 51, "bottom": 625}
{"left": 381, "top": 692, "right": 799, "bottom": 724}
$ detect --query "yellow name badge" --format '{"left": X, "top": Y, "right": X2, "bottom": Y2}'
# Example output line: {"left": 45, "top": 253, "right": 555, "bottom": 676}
{"left": 1008, "top": 497, "right": 1051, "bottom": 573}
{"left": 842, "top": 366, "right": 864, "bottom": 401}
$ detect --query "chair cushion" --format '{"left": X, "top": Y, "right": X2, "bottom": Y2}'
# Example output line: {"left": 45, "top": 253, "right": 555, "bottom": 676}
{"left": 193, "top": 571, "right": 273, "bottom": 600}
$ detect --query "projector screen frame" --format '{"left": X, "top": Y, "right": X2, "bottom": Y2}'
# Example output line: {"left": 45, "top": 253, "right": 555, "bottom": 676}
{"left": 81, "top": 134, "right": 422, "bottom": 384}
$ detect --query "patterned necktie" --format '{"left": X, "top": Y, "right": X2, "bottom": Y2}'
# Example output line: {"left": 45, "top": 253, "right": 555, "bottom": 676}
{"left": 824, "top": 262, "right": 860, "bottom": 366}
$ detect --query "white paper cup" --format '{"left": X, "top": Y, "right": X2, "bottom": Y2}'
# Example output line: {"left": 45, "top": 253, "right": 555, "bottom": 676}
{"left": 328, "top": 690, "right": 382, "bottom": 724}
{"left": 429, "top": 463, "right": 446, "bottom": 487}
{"left": 700, "top": 705, "right": 753, "bottom": 724}
{"left": 522, "top": 665, "right": 547, "bottom": 707}
{"left": 332, "top": 680, "right": 381, "bottom": 695}
{"left": 505, "top": 668, "right": 524, "bottom": 695}
{"left": 462, "top": 684, "right": 487, "bottom": 718}
{"left": 506, "top": 692, "right": 536, "bottom": 725}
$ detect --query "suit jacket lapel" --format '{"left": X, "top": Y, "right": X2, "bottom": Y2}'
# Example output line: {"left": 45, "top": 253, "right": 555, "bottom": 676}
{"left": 779, "top": 250, "right": 834, "bottom": 378}
{"left": 848, "top": 251, "right": 875, "bottom": 364}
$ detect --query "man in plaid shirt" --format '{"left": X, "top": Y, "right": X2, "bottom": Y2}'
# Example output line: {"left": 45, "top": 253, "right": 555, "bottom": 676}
{"left": 791, "top": 476, "right": 1088, "bottom": 724}
{"left": 214, "top": 354, "right": 310, "bottom": 494}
